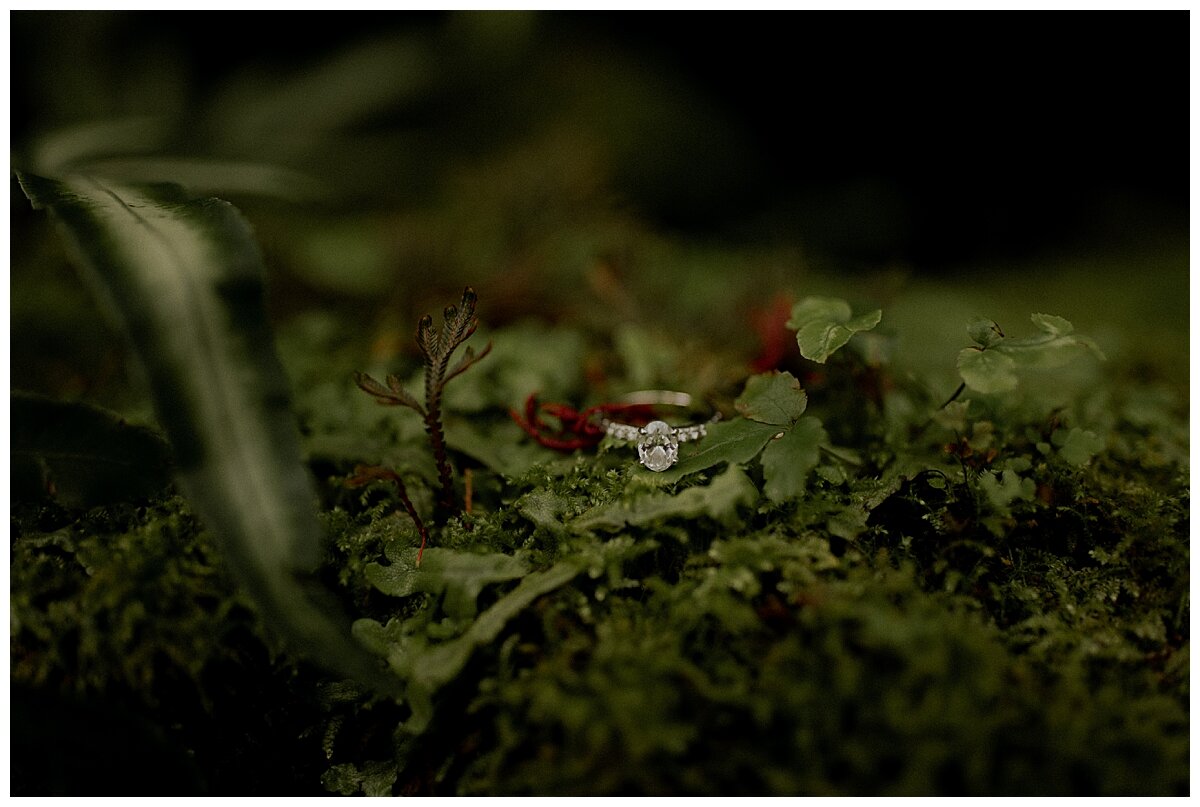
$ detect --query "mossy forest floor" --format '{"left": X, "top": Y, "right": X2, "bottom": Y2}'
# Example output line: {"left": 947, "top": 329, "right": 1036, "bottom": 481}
{"left": 12, "top": 216, "right": 1189, "bottom": 794}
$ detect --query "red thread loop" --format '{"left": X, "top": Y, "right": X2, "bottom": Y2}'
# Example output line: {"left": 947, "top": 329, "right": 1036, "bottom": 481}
{"left": 510, "top": 393, "right": 657, "bottom": 451}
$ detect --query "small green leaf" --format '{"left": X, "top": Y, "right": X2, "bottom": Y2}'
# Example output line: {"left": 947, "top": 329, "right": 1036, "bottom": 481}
{"left": 1056, "top": 427, "right": 1105, "bottom": 467}
{"left": 786, "top": 296, "right": 882, "bottom": 364}
{"left": 979, "top": 470, "right": 1036, "bottom": 513}
{"left": 735, "top": 371, "right": 807, "bottom": 426}
{"left": 320, "top": 760, "right": 398, "bottom": 797}
{"left": 1030, "top": 313, "right": 1074, "bottom": 337}
{"left": 967, "top": 318, "right": 1005, "bottom": 348}
{"left": 761, "top": 417, "right": 828, "bottom": 502}
{"left": 365, "top": 548, "right": 528, "bottom": 621}
{"left": 957, "top": 347, "right": 1018, "bottom": 394}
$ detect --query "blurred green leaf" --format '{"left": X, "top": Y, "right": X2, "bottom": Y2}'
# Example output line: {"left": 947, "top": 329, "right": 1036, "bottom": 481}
{"left": 1056, "top": 427, "right": 1105, "bottom": 467}
{"left": 1029, "top": 313, "right": 1074, "bottom": 337}
{"left": 786, "top": 296, "right": 882, "bottom": 364}
{"left": 446, "top": 418, "right": 557, "bottom": 478}
{"left": 11, "top": 392, "right": 172, "bottom": 508}
{"left": 72, "top": 157, "right": 324, "bottom": 201}
{"left": 957, "top": 347, "right": 1019, "bottom": 394}
{"left": 613, "top": 323, "right": 681, "bottom": 389}
{"left": 444, "top": 324, "right": 586, "bottom": 414}
{"left": 209, "top": 35, "right": 434, "bottom": 160}
{"left": 967, "top": 317, "right": 1005, "bottom": 348}
{"left": 29, "top": 116, "right": 171, "bottom": 175}
{"left": 734, "top": 371, "right": 807, "bottom": 426}
{"left": 957, "top": 314, "right": 1105, "bottom": 394}
{"left": 979, "top": 469, "right": 1036, "bottom": 514}
{"left": 17, "top": 171, "right": 397, "bottom": 694}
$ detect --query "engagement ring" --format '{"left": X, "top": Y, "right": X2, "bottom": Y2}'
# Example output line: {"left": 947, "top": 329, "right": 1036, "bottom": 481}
{"left": 599, "top": 390, "right": 717, "bottom": 472}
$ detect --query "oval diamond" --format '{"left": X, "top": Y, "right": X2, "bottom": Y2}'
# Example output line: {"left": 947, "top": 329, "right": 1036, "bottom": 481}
{"left": 638, "top": 420, "right": 679, "bottom": 472}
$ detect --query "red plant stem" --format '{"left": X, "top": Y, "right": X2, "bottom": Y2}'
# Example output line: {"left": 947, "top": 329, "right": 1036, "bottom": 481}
{"left": 464, "top": 467, "right": 473, "bottom": 515}
{"left": 347, "top": 465, "right": 429, "bottom": 566}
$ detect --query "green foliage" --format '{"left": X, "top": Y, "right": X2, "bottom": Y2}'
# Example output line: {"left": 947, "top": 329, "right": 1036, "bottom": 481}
{"left": 366, "top": 547, "right": 528, "bottom": 621}
{"left": 957, "top": 314, "right": 1105, "bottom": 394}
{"left": 13, "top": 175, "right": 1187, "bottom": 794}
{"left": 734, "top": 370, "right": 808, "bottom": 424}
{"left": 575, "top": 465, "right": 758, "bottom": 531}
{"left": 786, "top": 296, "right": 882, "bottom": 364}
{"left": 730, "top": 370, "right": 829, "bottom": 501}
{"left": 760, "top": 418, "right": 828, "bottom": 502}
{"left": 322, "top": 760, "right": 400, "bottom": 797}
{"left": 11, "top": 498, "right": 244, "bottom": 698}
{"left": 1055, "top": 426, "right": 1105, "bottom": 467}
{"left": 354, "top": 561, "right": 581, "bottom": 736}
{"left": 652, "top": 417, "right": 780, "bottom": 483}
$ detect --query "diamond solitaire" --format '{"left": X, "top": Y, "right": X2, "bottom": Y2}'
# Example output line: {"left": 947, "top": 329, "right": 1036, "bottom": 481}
{"left": 637, "top": 420, "right": 679, "bottom": 471}
{"left": 599, "top": 391, "right": 715, "bottom": 473}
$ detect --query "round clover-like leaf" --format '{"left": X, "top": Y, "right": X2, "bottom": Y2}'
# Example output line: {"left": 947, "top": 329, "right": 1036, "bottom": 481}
{"left": 957, "top": 347, "right": 1018, "bottom": 394}
{"left": 1030, "top": 313, "right": 1074, "bottom": 337}
{"left": 735, "top": 371, "right": 807, "bottom": 426}
{"left": 786, "top": 296, "right": 882, "bottom": 364}
{"left": 967, "top": 318, "right": 1005, "bottom": 348}
{"left": 1056, "top": 427, "right": 1105, "bottom": 467}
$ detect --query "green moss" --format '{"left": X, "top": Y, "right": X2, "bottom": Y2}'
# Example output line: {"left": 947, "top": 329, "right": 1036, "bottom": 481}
{"left": 13, "top": 301, "right": 1188, "bottom": 795}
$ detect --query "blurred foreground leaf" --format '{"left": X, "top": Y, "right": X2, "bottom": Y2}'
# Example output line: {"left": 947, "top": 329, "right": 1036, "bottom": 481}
{"left": 17, "top": 171, "right": 397, "bottom": 694}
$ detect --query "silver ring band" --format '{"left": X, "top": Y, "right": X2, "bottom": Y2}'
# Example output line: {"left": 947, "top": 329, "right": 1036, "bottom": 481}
{"left": 598, "top": 391, "right": 718, "bottom": 472}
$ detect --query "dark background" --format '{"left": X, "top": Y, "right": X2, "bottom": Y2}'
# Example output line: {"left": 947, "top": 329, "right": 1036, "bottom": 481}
{"left": 11, "top": 11, "right": 1188, "bottom": 268}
